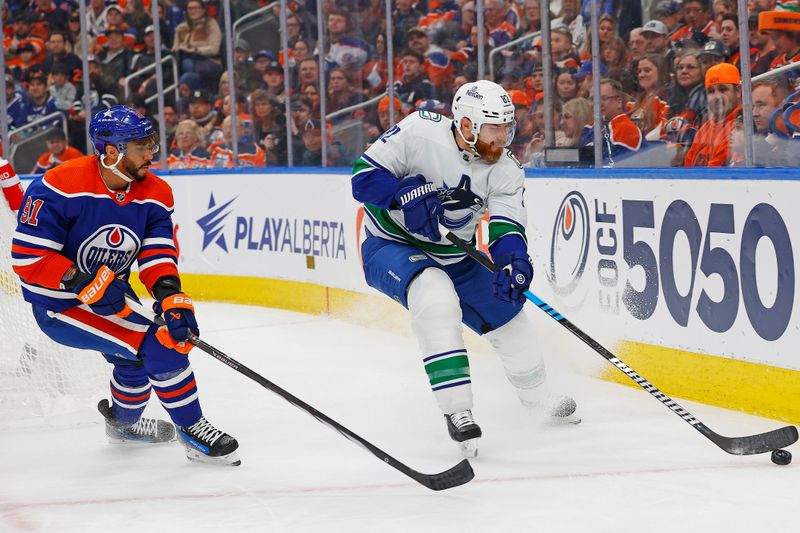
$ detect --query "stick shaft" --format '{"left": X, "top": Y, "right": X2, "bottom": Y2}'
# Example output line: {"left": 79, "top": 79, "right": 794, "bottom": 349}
{"left": 124, "top": 296, "right": 474, "bottom": 489}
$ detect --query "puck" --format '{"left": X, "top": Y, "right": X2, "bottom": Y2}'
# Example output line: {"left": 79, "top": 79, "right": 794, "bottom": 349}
{"left": 771, "top": 449, "right": 792, "bottom": 465}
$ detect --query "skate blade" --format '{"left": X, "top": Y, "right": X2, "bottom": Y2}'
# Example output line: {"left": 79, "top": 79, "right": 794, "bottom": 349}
{"left": 106, "top": 430, "right": 177, "bottom": 445}
{"left": 457, "top": 438, "right": 479, "bottom": 458}
{"left": 107, "top": 436, "right": 176, "bottom": 445}
{"left": 184, "top": 448, "right": 242, "bottom": 466}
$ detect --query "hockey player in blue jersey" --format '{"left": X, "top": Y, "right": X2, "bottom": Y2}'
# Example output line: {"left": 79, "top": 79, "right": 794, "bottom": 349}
{"left": 352, "top": 80, "right": 579, "bottom": 458}
{"left": 11, "top": 106, "right": 240, "bottom": 465}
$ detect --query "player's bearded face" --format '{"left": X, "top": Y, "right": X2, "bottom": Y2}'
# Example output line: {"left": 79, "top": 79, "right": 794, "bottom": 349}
{"left": 122, "top": 138, "right": 158, "bottom": 180}
{"left": 475, "top": 136, "right": 504, "bottom": 163}
{"left": 475, "top": 123, "right": 512, "bottom": 164}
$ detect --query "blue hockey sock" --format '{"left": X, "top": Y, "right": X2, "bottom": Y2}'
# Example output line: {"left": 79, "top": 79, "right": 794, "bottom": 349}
{"left": 109, "top": 364, "right": 151, "bottom": 426}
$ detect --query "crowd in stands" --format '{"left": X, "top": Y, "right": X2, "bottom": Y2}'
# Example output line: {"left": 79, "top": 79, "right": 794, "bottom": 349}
{"left": 3, "top": 0, "right": 800, "bottom": 172}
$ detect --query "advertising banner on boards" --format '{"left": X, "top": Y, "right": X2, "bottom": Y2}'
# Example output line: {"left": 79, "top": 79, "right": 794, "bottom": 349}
{"left": 163, "top": 170, "right": 799, "bottom": 372}
{"left": 530, "top": 178, "right": 797, "bottom": 370}
{"left": 167, "top": 171, "right": 371, "bottom": 293}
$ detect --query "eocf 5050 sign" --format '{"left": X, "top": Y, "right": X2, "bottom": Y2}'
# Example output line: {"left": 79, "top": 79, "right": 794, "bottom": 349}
{"left": 622, "top": 200, "right": 793, "bottom": 341}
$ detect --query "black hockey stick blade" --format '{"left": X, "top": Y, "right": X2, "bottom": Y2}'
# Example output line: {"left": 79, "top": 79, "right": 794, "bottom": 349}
{"left": 408, "top": 459, "right": 475, "bottom": 491}
{"left": 125, "top": 296, "right": 474, "bottom": 490}
{"left": 440, "top": 227, "right": 799, "bottom": 456}
{"left": 701, "top": 423, "right": 799, "bottom": 456}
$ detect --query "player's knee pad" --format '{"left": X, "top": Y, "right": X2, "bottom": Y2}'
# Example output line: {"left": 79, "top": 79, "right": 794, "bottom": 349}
{"left": 485, "top": 310, "right": 546, "bottom": 392}
{"left": 407, "top": 267, "right": 464, "bottom": 353}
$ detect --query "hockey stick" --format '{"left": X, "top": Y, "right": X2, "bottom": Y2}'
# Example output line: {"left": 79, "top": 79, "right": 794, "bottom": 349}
{"left": 441, "top": 227, "right": 798, "bottom": 455}
{"left": 125, "top": 296, "right": 473, "bottom": 490}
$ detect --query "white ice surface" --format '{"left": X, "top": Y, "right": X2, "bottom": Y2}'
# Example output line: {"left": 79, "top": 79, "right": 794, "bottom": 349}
{"left": 2, "top": 301, "right": 798, "bottom": 532}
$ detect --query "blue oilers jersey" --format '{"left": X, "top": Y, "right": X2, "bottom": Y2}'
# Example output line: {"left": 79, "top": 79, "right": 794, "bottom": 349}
{"left": 11, "top": 155, "right": 180, "bottom": 312}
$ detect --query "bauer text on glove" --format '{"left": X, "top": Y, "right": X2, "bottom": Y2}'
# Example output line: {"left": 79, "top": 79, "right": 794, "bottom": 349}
{"left": 71, "top": 265, "right": 132, "bottom": 316}
{"left": 153, "top": 292, "right": 199, "bottom": 353}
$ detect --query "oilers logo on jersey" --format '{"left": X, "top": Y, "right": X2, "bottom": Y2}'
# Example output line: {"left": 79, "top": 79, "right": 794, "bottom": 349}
{"left": 76, "top": 224, "right": 141, "bottom": 274}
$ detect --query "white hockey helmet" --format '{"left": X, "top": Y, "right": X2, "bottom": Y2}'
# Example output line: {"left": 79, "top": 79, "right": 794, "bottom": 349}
{"left": 452, "top": 80, "right": 516, "bottom": 148}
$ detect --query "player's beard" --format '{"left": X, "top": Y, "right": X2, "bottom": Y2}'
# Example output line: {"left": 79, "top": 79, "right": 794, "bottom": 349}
{"left": 475, "top": 138, "right": 504, "bottom": 164}
{"left": 122, "top": 157, "right": 149, "bottom": 181}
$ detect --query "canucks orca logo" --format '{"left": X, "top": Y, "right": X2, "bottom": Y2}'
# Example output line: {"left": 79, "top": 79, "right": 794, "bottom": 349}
{"left": 439, "top": 174, "right": 484, "bottom": 229}
{"left": 77, "top": 224, "right": 141, "bottom": 274}
{"left": 197, "top": 193, "right": 236, "bottom": 252}
{"left": 548, "top": 191, "right": 590, "bottom": 296}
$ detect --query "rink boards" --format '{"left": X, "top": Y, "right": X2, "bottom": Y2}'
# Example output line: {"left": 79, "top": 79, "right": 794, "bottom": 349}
{"left": 110, "top": 166, "right": 800, "bottom": 423}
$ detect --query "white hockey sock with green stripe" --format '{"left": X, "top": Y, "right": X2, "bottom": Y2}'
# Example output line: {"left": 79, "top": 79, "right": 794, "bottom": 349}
{"left": 408, "top": 267, "right": 473, "bottom": 413}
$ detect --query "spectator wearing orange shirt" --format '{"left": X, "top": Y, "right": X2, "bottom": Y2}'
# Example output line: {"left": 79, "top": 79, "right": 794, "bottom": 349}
{"left": 684, "top": 62, "right": 742, "bottom": 167}
{"left": 208, "top": 115, "right": 265, "bottom": 168}
{"left": 671, "top": 0, "right": 718, "bottom": 46}
{"left": 94, "top": 5, "right": 137, "bottom": 51}
{"left": 759, "top": 11, "right": 800, "bottom": 76}
{"left": 484, "top": 0, "right": 517, "bottom": 47}
{"left": 167, "top": 120, "right": 211, "bottom": 170}
{"left": 31, "top": 129, "right": 83, "bottom": 174}
{"left": 579, "top": 79, "right": 644, "bottom": 166}
{"left": 628, "top": 54, "right": 671, "bottom": 140}
{"left": 5, "top": 11, "right": 47, "bottom": 64}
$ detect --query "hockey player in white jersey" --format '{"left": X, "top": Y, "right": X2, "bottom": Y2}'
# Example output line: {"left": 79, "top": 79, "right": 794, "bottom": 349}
{"left": 351, "top": 80, "right": 578, "bottom": 457}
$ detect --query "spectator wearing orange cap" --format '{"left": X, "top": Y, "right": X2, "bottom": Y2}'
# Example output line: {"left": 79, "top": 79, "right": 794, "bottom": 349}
{"left": 507, "top": 89, "right": 534, "bottom": 161}
{"left": 377, "top": 95, "right": 405, "bottom": 131}
{"left": 759, "top": 11, "right": 800, "bottom": 74}
{"left": 364, "top": 95, "right": 405, "bottom": 147}
{"left": 684, "top": 62, "right": 742, "bottom": 166}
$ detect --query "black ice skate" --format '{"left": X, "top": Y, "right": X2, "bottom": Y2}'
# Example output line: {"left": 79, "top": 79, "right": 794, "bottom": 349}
{"left": 445, "top": 409, "right": 482, "bottom": 458}
{"left": 97, "top": 399, "right": 176, "bottom": 444}
{"left": 176, "top": 416, "right": 241, "bottom": 466}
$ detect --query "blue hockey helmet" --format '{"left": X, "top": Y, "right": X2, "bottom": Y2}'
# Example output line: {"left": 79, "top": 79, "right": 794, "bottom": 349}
{"left": 89, "top": 105, "right": 156, "bottom": 155}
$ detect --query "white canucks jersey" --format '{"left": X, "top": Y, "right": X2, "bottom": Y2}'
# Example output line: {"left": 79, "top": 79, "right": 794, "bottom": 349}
{"left": 352, "top": 111, "right": 527, "bottom": 264}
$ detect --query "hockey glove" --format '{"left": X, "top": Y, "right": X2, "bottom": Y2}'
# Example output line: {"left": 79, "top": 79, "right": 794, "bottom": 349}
{"left": 153, "top": 293, "right": 198, "bottom": 354}
{"left": 72, "top": 265, "right": 132, "bottom": 317}
{"left": 394, "top": 175, "right": 444, "bottom": 241}
{"left": 491, "top": 252, "right": 533, "bottom": 305}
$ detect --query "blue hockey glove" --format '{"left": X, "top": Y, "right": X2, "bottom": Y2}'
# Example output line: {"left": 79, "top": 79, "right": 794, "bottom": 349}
{"left": 492, "top": 252, "right": 533, "bottom": 305}
{"left": 394, "top": 175, "right": 444, "bottom": 241}
{"left": 72, "top": 265, "right": 133, "bottom": 316}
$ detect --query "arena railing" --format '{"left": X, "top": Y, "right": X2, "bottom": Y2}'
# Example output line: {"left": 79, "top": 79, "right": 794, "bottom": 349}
{"left": 232, "top": 1, "right": 280, "bottom": 56}
{"left": 122, "top": 55, "right": 180, "bottom": 107}
{"left": 488, "top": 29, "right": 542, "bottom": 82}
{"left": 752, "top": 60, "right": 800, "bottom": 82}
{"left": 7, "top": 113, "right": 68, "bottom": 173}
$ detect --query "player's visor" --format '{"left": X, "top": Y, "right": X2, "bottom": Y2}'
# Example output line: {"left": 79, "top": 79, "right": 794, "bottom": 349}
{"left": 126, "top": 133, "right": 160, "bottom": 155}
{"left": 479, "top": 120, "right": 516, "bottom": 147}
